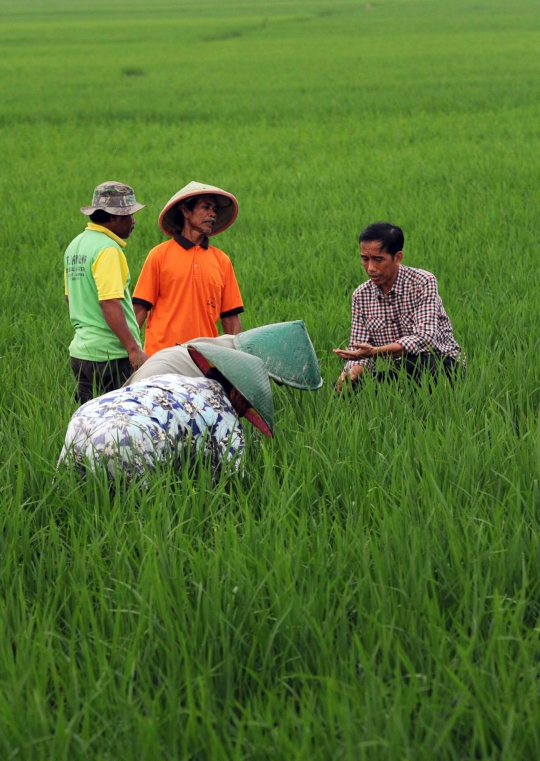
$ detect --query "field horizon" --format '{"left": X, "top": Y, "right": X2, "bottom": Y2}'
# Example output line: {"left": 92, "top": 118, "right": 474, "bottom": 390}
{"left": 1, "top": 0, "right": 539, "bottom": 758}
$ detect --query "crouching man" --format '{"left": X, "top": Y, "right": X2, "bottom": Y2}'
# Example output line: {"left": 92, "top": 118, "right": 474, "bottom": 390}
{"left": 334, "top": 222, "right": 464, "bottom": 390}
{"left": 57, "top": 345, "right": 274, "bottom": 484}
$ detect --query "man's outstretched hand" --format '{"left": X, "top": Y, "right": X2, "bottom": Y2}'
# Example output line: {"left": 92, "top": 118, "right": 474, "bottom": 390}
{"left": 333, "top": 343, "right": 375, "bottom": 361}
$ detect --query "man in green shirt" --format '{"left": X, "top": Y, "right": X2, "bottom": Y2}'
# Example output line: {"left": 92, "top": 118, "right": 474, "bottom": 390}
{"left": 64, "top": 181, "right": 148, "bottom": 404}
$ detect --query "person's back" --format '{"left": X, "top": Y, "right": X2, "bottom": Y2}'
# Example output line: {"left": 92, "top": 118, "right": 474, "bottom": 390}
{"left": 125, "top": 334, "right": 237, "bottom": 385}
{"left": 65, "top": 225, "right": 139, "bottom": 361}
{"left": 64, "top": 181, "right": 148, "bottom": 403}
{"left": 57, "top": 374, "right": 246, "bottom": 483}
{"left": 58, "top": 343, "right": 277, "bottom": 483}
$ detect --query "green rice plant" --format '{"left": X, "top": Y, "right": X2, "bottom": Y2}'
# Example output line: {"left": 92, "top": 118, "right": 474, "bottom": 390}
{"left": 0, "top": 0, "right": 540, "bottom": 758}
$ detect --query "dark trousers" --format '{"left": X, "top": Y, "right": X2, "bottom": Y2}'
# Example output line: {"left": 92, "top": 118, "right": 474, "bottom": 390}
{"left": 70, "top": 356, "right": 133, "bottom": 405}
{"left": 349, "top": 353, "right": 461, "bottom": 391}
{"left": 374, "top": 353, "right": 461, "bottom": 385}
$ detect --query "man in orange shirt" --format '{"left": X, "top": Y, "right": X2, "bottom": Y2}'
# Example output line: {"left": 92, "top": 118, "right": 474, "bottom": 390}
{"left": 132, "top": 181, "right": 244, "bottom": 356}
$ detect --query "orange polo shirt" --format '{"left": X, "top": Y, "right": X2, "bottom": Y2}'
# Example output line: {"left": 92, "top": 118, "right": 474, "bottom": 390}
{"left": 132, "top": 235, "right": 244, "bottom": 356}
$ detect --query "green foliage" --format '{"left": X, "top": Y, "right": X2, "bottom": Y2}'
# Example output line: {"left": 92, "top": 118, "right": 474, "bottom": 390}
{"left": 0, "top": 0, "right": 539, "bottom": 757}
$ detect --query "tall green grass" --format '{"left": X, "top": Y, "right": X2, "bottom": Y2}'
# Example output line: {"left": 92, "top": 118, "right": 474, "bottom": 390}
{"left": 0, "top": 0, "right": 539, "bottom": 757}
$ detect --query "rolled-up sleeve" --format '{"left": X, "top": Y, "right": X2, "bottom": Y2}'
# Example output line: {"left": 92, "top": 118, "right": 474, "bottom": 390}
{"left": 397, "top": 275, "right": 441, "bottom": 355}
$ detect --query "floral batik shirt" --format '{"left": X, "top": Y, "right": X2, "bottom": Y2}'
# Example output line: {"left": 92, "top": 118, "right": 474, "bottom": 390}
{"left": 57, "top": 375, "right": 245, "bottom": 483}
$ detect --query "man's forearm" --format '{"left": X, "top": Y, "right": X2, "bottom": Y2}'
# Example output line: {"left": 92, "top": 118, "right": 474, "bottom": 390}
{"left": 372, "top": 342, "right": 405, "bottom": 357}
{"left": 99, "top": 299, "right": 141, "bottom": 352}
{"left": 133, "top": 303, "right": 148, "bottom": 329}
{"left": 221, "top": 314, "right": 242, "bottom": 335}
{"left": 334, "top": 341, "right": 405, "bottom": 362}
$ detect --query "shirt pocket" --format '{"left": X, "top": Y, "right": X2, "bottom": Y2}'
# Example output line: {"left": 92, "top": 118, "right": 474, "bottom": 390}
{"left": 397, "top": 313, "right": 416, "bottom": 333}
{"left": 205, "top": 283, "right": 222, "bottom": 319}
{"left": 365, "top": 316, "right": 389, "bottom": 341}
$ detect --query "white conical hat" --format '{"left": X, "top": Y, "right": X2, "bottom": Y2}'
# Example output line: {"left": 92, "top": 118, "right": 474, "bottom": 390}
{"left": 159, "top": 181, "right": 239, "bottom": 237}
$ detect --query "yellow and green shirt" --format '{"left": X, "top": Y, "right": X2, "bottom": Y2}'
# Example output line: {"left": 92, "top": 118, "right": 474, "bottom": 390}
{"left": 64, "top": 223, "right": 141, "bottom": 361}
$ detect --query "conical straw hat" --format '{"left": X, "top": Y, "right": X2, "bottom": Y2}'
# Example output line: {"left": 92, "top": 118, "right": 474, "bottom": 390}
{"left": 234, "top": 321, "right": 323, "bottom": 390}
{"left": 187, "top": 343, "right": 274, "bottom": 437}
{"left": 159, "top": 181, "right": 239, "bottom": 237}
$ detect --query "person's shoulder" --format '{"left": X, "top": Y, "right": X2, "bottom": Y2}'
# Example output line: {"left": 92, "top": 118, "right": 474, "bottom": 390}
{"left": 64, "top": 230, "right": 86, "bottom": 249}
{"left": 65, "top": 228, "right": 116, "bottom": 256}
{"left": 146, "top": 373, "right": 219, "bottom": 396}
{"left": 146, "top": 238, "right": 176, "bottom": 259}
{"left": 199, "top": 377, "right": 235, "bottom": 408}
{"left": 403, "top": 265, "right": 438, "bottom": 286}
{"left": 69, "top": 227, "right": 100, "bottom": 243}
{"left": 352, "top": 280, "right": 372, "bottom": 299}
{"left": 151, "top": 345, "right": 185, "bottom": 359}
{"left": 87, "top": 227, "right": 120, "bottom": 244}
{"left": 87, "top": 229, "right": 124, "bottom": 255}
{"left": 207, "top": 243, "right": 231, "bottom": 261}
{"left": 197, "top": 376, "right": 228, "bottom": 397}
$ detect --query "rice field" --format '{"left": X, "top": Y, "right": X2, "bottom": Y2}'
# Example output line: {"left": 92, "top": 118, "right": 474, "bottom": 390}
{"left": 1, "top": 0, "right": 540, "bottom": 758}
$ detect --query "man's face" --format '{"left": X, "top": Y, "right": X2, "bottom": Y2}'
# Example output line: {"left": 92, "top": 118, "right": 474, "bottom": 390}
{"left": 110, "top": 213, "right": 136, "bottom": 239}
{"left": 360, "top": 240, "right": 402, "bottom": 293}
{"left": 182, "top": 196, "right": 218, "bottom": 236}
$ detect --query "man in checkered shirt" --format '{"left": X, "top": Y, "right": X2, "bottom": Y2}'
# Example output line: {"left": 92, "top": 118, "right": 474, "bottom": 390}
{"left": 334, "top": 222, "right": 463, "bottom": 391}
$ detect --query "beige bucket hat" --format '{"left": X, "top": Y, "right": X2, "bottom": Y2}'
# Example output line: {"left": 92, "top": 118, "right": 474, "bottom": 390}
{"left": 159, "top": 181, "right": 239, "bottom": 237}
{"left": 80, "top": 181, "right": 145, "bottom": 216}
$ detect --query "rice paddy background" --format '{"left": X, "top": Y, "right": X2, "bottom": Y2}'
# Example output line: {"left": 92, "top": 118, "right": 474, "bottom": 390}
{"left": 1, "top": 0, "right": 539, "bottom": 758}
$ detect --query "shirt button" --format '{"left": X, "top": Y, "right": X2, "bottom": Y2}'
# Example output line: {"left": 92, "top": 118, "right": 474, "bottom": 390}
{"left": 194, "top": 264, "right": 198, "bottom": 267}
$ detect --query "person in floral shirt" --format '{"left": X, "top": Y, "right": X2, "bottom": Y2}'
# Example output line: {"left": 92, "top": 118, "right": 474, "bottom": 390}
{"left": 57, "top": 344, "right": 274, "bottom": 484}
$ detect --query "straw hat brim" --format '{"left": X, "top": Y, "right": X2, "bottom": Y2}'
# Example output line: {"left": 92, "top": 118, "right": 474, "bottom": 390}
{"left": 159, "top": 184, "right": 238, "bottom": 237}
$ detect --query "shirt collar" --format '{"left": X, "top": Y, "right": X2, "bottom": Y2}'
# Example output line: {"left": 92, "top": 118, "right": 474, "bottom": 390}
{"left": 86, "top": 222, "right": 126, "bottom": 248}
{"left": 370, "top": 264, "right": 406, "bottom": 299}
{"left": 173, "top": 233, "right": 209, "bottom": 250}
{"left": 390, "top": 265, "right": 406, "bottom": 295}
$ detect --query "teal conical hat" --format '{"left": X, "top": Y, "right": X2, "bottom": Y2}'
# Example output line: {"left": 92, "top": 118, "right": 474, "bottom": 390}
{"left": 233, "top": 321, "right": 323, "bottom": 391}
{"left": 187, "top": 343, "right": 274, "bottom": 437}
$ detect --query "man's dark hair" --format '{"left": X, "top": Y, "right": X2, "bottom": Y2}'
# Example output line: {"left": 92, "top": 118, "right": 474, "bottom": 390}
{"left": 359, "top": 222, "right": 404, "bottom": 257}
{"left": 181, "top": 196, "right": 199, "bottom": 212}
{"left": 169, "top": 197, "right": 198, "bottom": 229}
{"left": 90, "top": 209, "right": 113, "bottom": 223}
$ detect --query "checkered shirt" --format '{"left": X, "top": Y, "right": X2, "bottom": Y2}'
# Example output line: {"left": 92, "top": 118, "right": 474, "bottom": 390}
{"left": 344, "top": 265, "right": 463, "bottom": 373}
